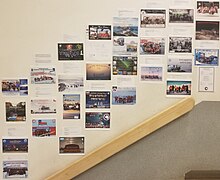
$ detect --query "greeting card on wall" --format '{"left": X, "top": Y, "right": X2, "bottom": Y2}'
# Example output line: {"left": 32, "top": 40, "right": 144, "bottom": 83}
{"left": 167, "top": 57, "right": 192, "bottom": 73}
{"left": 58, "top": 74, "right": 84, "bottom": 92}
{"left": 3, "top": 160, "right": 28, "bottom": 178}
{"left": 166, "top": 80, "right": 192, "bottom": 97}
{"left": 63, "top": 94, "right": 80, "bottom": 120}
{"left": 30, "top": 67, "right": 56, "bottom": 84}
{"left": 197, "top": 1, "right": 219, "bottom": 17}
{"left": 169, "top": 37, "right": 192, "bottom": 53}
{"left": 85, "top": 112, "right": 110, "bottom": 129}
{"left": 112, "top": 86, "right": 136, "bottom": 105}
{"left": 195, "top": 49, "right": 219, "bottom": 66}
{"left": 5, "top": 100, "right": 26, "bottom": 122}
{"left": 2, "top": 79, "right": 28, "bottom": 96}
{"left": 195, "top": 21, "right": 219, "bottom": 40}
{"left": 30, "top": 99, "right": 56, "bottom": 114}
{"left": 58, "top": 43, "right": 84, "bottom": 61}
{"left": 59, "top": 136, "right": 85, "bottom": 155}
{"left": 2, "top": 138, "right": 28, "bottom": 153}
{"left": 140, "top": 9, "right": 166, "bottom": 28}
{"left": 86, "top": 63, "right": 111, "bottom": 80}
{"left": 88, "top": 25, "right": 111, "bottom": 40}
{"left": 113, "top": 56, "right": 137, "bottom": 75}
{"left": 32, "top": 119, "right": 56, "bottom": 137}
{"left": 85, "top": 91, "right": 110, "bottom": 109}
{"left": 140, "top": 65, "right": 163, "bottom": 82}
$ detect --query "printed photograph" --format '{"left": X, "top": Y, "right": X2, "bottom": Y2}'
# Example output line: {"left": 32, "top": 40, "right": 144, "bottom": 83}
{"left": 30, "top": 99, "right": 56, "bottom": 114}
{"left": 63, "top": 94, "right": 80, "bottom": 119}
{"left": 58, "top": 43, "right": 84, "bottom": 60}
{"left": 167, "top": 58, "right": 192, "bottom": 73}
{"left": 169, "top": 9, "right": 194, "bottom": 23}
{"left": 112, "top": 86, "right": 136, "bottom": 105}
{"left": 89, "top": 25, "right": 111, "bottom": 40}
{"left": 169, "top": 37, "right": 192, "bottom": 53}
{"left": 86, "top": 63, "right": 111, "bottom": 80}
{"left": 113, "top": 17, "right": 138, "bottom": 37}
{"left": 58, "top": 75, "right": 84, "bottom": 92}
{"left": 3, "top": 160, "right": 28, "bottom": 179}
{"left": 5, "top": 101, "right": 26, "bottom": 122}
{"left": 140, "top": 37, "right": 165, "bottom": 55}
{"left": 32, "top": 119, "right": 56, "bottom": 137}
{"left": 140, "top": 66, "right": 163, "bottom": 81}
{"left": 140, "top": 9, "right": 166, "bottom": 28}
{"left": 2, "top": 138, "right": 28, "bottom": 153}
{"left": 197, "top": 1, "right": 219, "bottom": 16}
{"left": 86, "top": 91, "right": 110, "bottom": 109}
{"left": 85, "top": 112, "right": 110, "bottom": 129}
{"left": 196, "top": 21, "right": 219, "bottom": 40}
{"left": 113, "top": 56, "right": 137, "bottom": 75}
{"left": 113, "top": 37, "right": 124, "bottom": 46}
{"left": 113, "top": 37, "right": 138, "bottom": 56}
{"left": 166, "top": 80, "right": 191, "bottom": 96}
{"left": 2, "top": 79, "right": 28, "bottom": 96}
{"left": 195, "top": 49, "right": 219, "bottom": 66}
{"left": 31, "top": 67, "right": 56, "bottom": 84}
{"left": 19, "top": 79, "right": 28, "bottom": 96}
{"left": 59, "top": 137, "right": 85, "bottom": 155}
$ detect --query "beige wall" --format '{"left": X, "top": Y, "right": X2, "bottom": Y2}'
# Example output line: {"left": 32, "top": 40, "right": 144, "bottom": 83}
{"left": 0, "top": 1, "right": 220, "bottom": 179}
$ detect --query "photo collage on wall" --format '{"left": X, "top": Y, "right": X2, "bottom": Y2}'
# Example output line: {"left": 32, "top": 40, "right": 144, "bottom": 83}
{"left": 1, "top": 1, "right": 220, "bottom": 177}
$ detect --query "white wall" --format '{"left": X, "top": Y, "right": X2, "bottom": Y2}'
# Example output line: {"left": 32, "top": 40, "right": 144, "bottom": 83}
{"left": 0, "top": 0, "right": 220, "bottom": 179}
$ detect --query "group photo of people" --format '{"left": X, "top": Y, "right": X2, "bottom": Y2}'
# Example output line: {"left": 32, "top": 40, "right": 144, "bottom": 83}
{"left": 2, "top": 80, "right": 20, "bottom": 92}
{"left": 169, "top": 37, "right": 192, "bottom": 53}
{"left": 197, "top": 1, "right": 219, "bottom": 15}
{"left": 140, "top": 38, "right": 165, "bottom": 55}
{"left": 169, "top": 9, "right": 194, "bottom": 23}
{"left": 195, "top": 49, "right": 219, "bottom": 66}
{"left": 167, "top": 81, "right": 191, "bottom": 95}
{"left": 140, "top": 9, "right": 166, "bottom": 28}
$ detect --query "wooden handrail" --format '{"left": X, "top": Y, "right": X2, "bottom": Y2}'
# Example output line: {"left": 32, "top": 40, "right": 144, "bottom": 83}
{"left": 45, "top": 97, "right": 195, "bottom": 180}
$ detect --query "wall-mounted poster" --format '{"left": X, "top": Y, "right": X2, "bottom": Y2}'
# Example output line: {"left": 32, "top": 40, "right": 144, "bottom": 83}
{"left": 3, "top": 160, "right": 28, "bottom": 179}
{"left": 113, "top": 17, "right": 138, "bottom": 37}
{"left": 5, "top": 101, "right": 26, "bottom": 122}
{"left": 199, "top": 67, "right": 215, "bottom": 92}
{"left": 197, "top": 1, "right": 219, "bottom": 17}
{"left": 195, "top": 21, "right": 219, "bottom": 40}
{"left": 2, "top": 138, "right": 28, "bottom": 153}
{"left": 140, "top": 37, "right": 165, "bottom": 55}
{"left": 89, "top": 25, "right": 111, "bottom": 40}
{"left": 2, "top": 79, "right": 28, "bottom": 96}
{"left": 58, "top": 43, "right": 84, "bottom": 60}
{"left": 32, "top": 119, "right": 56, "bottom": 137}
{"left": 112, "top": 86, "right": 136, "bottom": 105}
{"left": 85, "top": 112, "right": 110, "bottom": 129}
{"left": 63, "top": 94, "right": 80, "bottom": 119}
{"left": 140, "top": 9, "right": 166, "bottom": 28}
{"left": 86, "top": 91, "right": 110, "bottom": 109}
{"left": 30, "top": 67, "right": 56, "bottom": 84}
{"left": 86, "top": 63, "right": 111, "bottom": 80}
{"left": 140, "top": 66, "right": 163, "bottom": 82}
{"left": 167, "top": 57, "right": 192, "bottom": 73}
{"left": 58, "top": 74, "right": 84, "bottom": 92}
{"left": 113, "top": 56, "right": 137, "bottom": 75}
{"left": 30, "top": 99, "right": 56, "bottom": 114}
{"left": 195, "top": 49, "right": 219, "bottom": 66}
{"left": 113, "top": 37, "right": 138, "bottom": 56}
{"left": 166, "top": 80, "right": 192, "bottom": 96}
{"left": 169, "top": 9, "right": 194, "bottom": 23}
{"left": 59, "top": 136, "right": 85, "bottom": 155}
{"left": 169, "top": 37, "right": 192, "bottom": 53}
